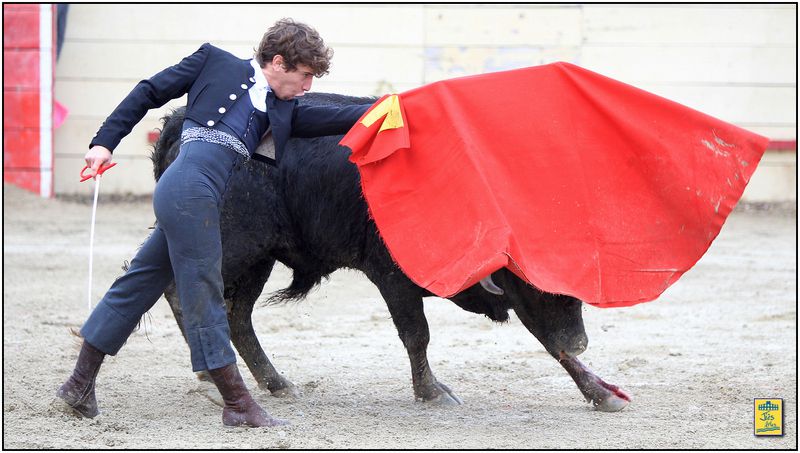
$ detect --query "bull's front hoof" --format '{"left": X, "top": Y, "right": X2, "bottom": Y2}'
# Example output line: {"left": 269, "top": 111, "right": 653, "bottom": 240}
{"left": 423, "top": 393, "right": 462, "bottom": 406}
{"left": 261, "top": 375, "right": 301, "bottom": 399}
{"left": 591, "top": 393, "right": 630, "bottom": 412}
{"left": 196, "top": 370, "right": 213, "bottom": 383}
{"left": 585, "top": 377, "right": 631, "bottom": 412}
{"left": 417, "top": 382, "right": 463, "bottom": 406}
{"left": 189, "top": 381, "right": 225, "bottom": 408}
{"left": 558, "top": 356, "right": 631, "bottom": 413}
{"left": 269, "top": 383, "right": 301, "bottom": 399}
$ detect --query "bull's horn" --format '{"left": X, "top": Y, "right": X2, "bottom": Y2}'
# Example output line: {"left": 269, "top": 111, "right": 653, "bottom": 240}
{"left": 479, "top": 275, "right": 504, "bottom": 295}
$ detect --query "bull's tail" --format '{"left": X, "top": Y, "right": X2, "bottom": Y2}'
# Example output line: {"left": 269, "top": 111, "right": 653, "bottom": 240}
{"left": 150, "top": 106, "right": 186, "bottom": 182}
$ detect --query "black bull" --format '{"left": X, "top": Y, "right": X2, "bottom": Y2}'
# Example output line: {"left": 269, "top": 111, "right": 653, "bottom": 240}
{"left": 152, "top": 92, "right": 630, "bottom": 412}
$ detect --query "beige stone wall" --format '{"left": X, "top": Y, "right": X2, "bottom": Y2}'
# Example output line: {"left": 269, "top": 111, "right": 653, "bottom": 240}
{"left": 54, "top": 4, "right": 796, "bottom": 199}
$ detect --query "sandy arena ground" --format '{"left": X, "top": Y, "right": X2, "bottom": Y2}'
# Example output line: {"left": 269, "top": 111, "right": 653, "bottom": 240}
{"left": 2, "top": 183, "right": 796, "bottom": 449}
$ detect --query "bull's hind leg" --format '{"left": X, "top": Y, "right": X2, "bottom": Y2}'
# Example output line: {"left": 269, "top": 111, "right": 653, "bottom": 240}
{"left": 165, "top": 283, "right": 210, "bottom": 378}
{"left": 165, "top": 283, "right": 223, "bottom": 405}
{"left": 376, "top": 283, "right": 462, "bottom": 405}
{"left": 165, "top": 260, "right": 298, "bottom": 400}
{"left": 226, "top": 259, "right": 299, "bottom": 398}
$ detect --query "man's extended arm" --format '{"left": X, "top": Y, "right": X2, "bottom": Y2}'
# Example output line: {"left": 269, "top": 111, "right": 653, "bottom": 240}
{"left": 290, "top": 103, "right": 372, "bottom": 138}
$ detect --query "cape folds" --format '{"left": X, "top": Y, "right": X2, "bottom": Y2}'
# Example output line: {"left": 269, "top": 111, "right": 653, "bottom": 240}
{"left": 340, "top": 62, "right": 768, "bottom": 308}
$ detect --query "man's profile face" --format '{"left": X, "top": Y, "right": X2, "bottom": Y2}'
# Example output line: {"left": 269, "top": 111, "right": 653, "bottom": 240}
{"left": 264, "top": 56, "right": 314, "bottom": 100}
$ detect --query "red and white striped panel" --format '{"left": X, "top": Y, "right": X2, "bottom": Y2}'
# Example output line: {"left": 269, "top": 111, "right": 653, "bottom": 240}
{"left": 3, "top": 4, "right": 54, "bottom": 197}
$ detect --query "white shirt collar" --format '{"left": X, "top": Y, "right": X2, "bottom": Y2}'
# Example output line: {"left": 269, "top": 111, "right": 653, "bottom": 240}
{"left": 249, "top": 58, "right": 269, "bottom": 112}
{"left": 250, "top": 59, "right": 269, "bottom": 91}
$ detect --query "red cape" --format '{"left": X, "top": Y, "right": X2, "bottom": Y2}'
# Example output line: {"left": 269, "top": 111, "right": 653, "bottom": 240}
{"left": 340, "top": 62, "right": 768, "bottom": 307}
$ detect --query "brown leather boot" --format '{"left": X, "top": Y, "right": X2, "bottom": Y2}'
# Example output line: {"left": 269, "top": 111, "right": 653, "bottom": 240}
{"left": 207, "top": 363, "right": 287, "bottom": 428}
{"left": 56, "top": 340, "right": 105, "bottom": 418}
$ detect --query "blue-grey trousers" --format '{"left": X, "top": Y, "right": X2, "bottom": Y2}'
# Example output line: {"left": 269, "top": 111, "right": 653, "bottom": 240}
{"left": 80, "top": 139, "right": 243, "bottom": 372}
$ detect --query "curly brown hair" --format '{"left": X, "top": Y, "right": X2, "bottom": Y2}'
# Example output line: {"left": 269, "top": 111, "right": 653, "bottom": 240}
{"left": 255, "top": 18, "right": 333, "bottom": 77}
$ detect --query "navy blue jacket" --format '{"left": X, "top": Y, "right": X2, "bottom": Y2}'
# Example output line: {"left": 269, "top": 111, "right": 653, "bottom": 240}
{"left": 91, "top": 43, "right": 370, "bottom": 164}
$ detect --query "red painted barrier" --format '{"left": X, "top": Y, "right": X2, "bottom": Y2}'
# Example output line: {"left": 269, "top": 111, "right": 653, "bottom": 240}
{"left": 3, "top": 3, "right": 54, "bottom": 197}
{"left": 767, "top": 140, "right": 797, "bottom": 151}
